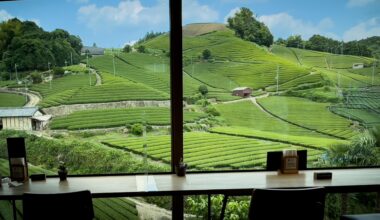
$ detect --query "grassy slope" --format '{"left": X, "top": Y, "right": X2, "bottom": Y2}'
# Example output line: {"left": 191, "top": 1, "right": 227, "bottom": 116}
{"left": 0, "top": 93, "right": 26, "bottom": 107}
{"left": 143, "top": 30, "right": 312, "bottom": 92}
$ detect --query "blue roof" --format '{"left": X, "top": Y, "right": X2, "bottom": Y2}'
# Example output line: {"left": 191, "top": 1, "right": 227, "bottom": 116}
{"left": 0, "top": 107, "right": 39, "bottom": 117}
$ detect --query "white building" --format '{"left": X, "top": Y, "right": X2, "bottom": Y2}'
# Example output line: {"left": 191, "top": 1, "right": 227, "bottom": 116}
{"left": 0, "top": 107, "right": 51, "bottom": 131}
{"left": 352, "top": 63, "right": 364, "bottom": 69}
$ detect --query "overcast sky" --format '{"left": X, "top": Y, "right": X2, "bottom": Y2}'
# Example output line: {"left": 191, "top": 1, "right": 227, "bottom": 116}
{"left": 0, "top": 0, "right": 379, "bottom": 48}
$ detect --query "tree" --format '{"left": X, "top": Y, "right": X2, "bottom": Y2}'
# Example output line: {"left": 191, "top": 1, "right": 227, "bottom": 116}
{"left": 202, "top": 49, "right": 211, "bottom": 60}
{"left": 53, "top": 67, "right": 64, "bottom": 78}
{"left": 123, "top": 44, "right": 132, "bottom": 53}
{"left": 137, "top": 45, "right": 146, "bottom": 53}
{"left": 227, "top": 7, "right": 273, "bottom": 47}
{"left": 198, "top": 85, "right": 208, "bottom": 95}
{"left": 275, "top": 38, "right": 287, "bottom": 46}
{"left": 286, "top": 35, "right": 303, "bottom": 48}
{"left": 30, "top": 71, "right": 42, "bottom": 83}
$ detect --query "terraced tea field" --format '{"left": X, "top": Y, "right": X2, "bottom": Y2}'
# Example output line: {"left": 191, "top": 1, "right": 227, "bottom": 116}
{"left": 93, "top": 198, "right": 139, "bottom": 220}
{"left": 257, "top": 96, "right": 355, "bottom": 139}
{"left": 184, "top": 61, "right": 309, "bottom": 90}
{"left": 32, "top": 74, "right": 96, "bottom": 97}
{"left": 51, "top": 107, "right": 206, "bottom": 130}
{"left": 101, "top": 132, "right": 323, "bottom": 169}
{"left": 215, "top": 100, "right": 328, "bottom": 137}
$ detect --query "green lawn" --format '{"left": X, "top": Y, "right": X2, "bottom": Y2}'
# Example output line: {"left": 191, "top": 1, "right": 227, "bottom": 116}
{"left": 0, "top": 92, "right": 26, "bottom": 107}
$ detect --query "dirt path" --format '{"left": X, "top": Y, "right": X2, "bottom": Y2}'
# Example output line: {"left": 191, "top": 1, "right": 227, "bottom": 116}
{"left": 93, "top": 69, "right": 102, "bottom": 86}
{"left": 249, "top": 96, "right": 273, "bottom": 117}
{"left": 24, "top": 91, "right": 41, "bottom": 107}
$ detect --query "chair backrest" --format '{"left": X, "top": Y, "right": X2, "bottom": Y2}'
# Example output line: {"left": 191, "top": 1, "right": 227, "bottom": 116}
{"left": 248, "top": 187, "right": 326, "bottom": 220}
{"left": 23, "top": 190, "right": 94, "bottom": 220}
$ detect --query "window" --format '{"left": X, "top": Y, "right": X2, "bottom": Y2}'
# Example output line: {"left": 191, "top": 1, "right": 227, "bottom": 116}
{"left": 179, "top": 1, "right": 380, "bottom": 171}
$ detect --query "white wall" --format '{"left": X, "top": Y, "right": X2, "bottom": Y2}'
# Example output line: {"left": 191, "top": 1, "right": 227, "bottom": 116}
{"left": 1, "top": 117, "right": 33, "bottom": 130}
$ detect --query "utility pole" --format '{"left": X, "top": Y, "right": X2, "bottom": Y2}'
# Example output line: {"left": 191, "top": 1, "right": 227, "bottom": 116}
{"left": 14, "top": 64, "right": 18, "bottom": 82}
{"left": 48, "top": 62, "right": 51, "bottom": 89}
{"left": 86, "top": 53, "right": 89, "bottom": 67}
{"left": 112, "top": 54, "right": 116, "bottom": 76}
{"left": 372, "top": 60, "right": 376, "bottom": 86}
{"left": 276, "top": 64, "right": 279, "bottom": 93}
{"left": 65, "top": 60, "right": 68, "bottom": 67}
{"left": 24, "top": 80, "right": 28, "bottom": 103}
{"left": 89, "top": 68, "right": 92, "bottom": 86}
{"left": 70, "top": 52, "right": 73, "bottom": 65}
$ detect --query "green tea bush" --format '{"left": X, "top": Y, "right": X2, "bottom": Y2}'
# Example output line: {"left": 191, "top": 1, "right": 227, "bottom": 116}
{"left": 131, "top": 123, "right": 144, "bottom": 136}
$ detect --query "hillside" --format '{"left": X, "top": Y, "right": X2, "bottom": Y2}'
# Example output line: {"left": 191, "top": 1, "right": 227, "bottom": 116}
{"left": 359, "top": 36, "right": 380, "bottom": 59}
{"left": 183, "top": 23, "right": 229, "bottom": 37}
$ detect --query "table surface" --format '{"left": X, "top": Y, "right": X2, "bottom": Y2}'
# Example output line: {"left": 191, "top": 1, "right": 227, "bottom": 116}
{"left": 1, "top": 168, "right": 380, "bottom": 199}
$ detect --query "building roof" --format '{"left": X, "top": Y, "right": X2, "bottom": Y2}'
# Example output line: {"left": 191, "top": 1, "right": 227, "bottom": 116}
{"left": 0, "top": 107, "right": 39, "bottom": 117}
{"left": 232, "top": 87, "right": 251, "bottom": 91}
{"left": 81, "top": 46, "right": 105, "bottom": 55}
{"left": 32, "top": 115, "right": 52, "bottom": 122}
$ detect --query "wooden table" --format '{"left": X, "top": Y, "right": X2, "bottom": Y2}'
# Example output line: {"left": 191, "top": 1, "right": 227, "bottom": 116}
{"left": 1, "top": 168, "right": 380, "bottom": 219}
{"left": 1, "top": 168, "right": 380, "bottom": 199}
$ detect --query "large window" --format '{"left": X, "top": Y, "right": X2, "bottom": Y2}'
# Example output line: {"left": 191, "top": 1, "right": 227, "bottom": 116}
{"left": 179, "top": 1, "right": 380, "bottom": 171}
{"left": 0, "top": 0, "right": 173, "bottom": 175}
{"left": 0, "top": 0, "right": 380, "bottom": 219}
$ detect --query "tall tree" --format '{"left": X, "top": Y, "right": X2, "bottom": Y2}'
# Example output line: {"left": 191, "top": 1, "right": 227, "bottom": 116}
{"left": 227, "top": 7, "right": 273, "bottom": 47}
{"left": 286, "top": 35, "right": 303, "bottom": 48}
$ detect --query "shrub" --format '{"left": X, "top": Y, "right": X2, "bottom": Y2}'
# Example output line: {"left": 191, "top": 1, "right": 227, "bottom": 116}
{"left": 137, "top": 45, "right": 146, "bottom": 53}
{"left": 202, "top": 49, "right": 211, "bottom": 60}
{"left": 196, "top": 99, "right": 210, "bottom": 107}
{"left": 205, "top": 105, "right": 220, "bottom": 116}
{"left": 131, "top": 123, "right": 144, "bottom": 136}
{"left": 53, "top": 67, "right": 65, "bottom": 78}
{"left": 198, "top": 85, "right": 208, "bottom": 96}
{"left": 30, "top": 71, "right": 42, "bottom": 83}
{"left": 186, "top": 93, "right": 203, "bottom": 105}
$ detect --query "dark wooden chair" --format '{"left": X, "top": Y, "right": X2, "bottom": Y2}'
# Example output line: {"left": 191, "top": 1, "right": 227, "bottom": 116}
{"left": 22, "top": 190, "right": 94, "bottom": 220}
{"left": 248, "top": 187, "right": 326, "bottom": 220}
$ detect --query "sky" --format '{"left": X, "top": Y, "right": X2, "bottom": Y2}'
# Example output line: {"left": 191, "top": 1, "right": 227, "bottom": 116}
{"left": 0, "top": 0, "right": 379, "bottom": 48}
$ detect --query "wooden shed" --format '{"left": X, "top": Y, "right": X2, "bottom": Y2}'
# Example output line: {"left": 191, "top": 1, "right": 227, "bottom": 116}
{"left": 0, "top": 107, "right": 51, "bottom": 131}
{"left": 232, "top": 87, "right": 252, "bottom": 98}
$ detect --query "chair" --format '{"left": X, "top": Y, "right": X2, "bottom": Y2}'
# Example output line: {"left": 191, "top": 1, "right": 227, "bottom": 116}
{"left": 341, "top": 214, "right": 380, "bottom": 220}
{"left": 23, "top": 190, "right": 94, "bottom": 220}
{"left": 248, "top": 187, "right": 326, "bottom": 220}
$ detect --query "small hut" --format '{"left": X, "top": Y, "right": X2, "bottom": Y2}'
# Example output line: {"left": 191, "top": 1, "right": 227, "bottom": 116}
{"left": 232, "top": 87, "right": 252, "bottom": 98}
{"left": 352, "top": 63, "right": 364, "bottom": 69}
{"left": 0, "top": 107, "right": 51, "bottom": 131}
